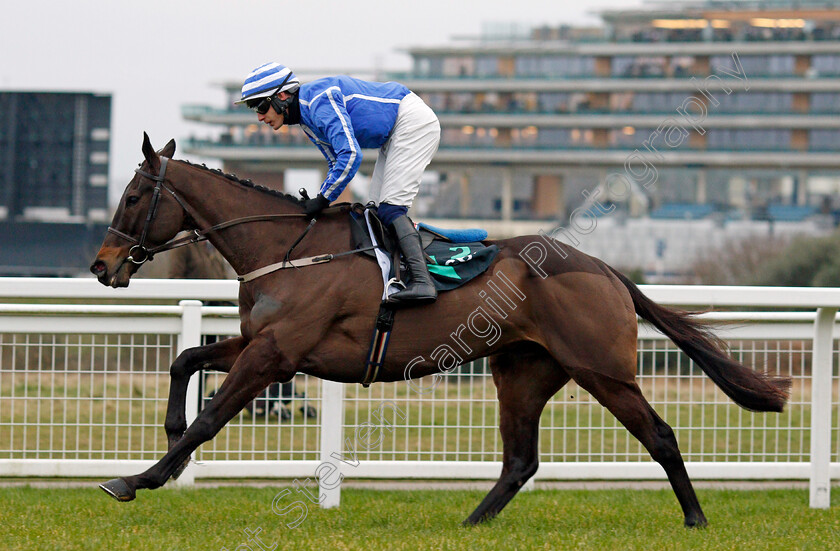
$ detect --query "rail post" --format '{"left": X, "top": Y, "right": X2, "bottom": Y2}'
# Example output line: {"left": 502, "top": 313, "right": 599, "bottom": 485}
{"left": 809, "top": 306, "right": 835, "bottom": 508}
{"left": 319, "top": 380, "right": 345, "bottom": 508}
{"left": 172, "top": 300, "right": 203, "bottom": 487}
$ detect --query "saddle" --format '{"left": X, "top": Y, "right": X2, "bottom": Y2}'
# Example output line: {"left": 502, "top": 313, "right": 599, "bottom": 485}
{"left": 349, "top": 203, "right": 500, "bottom": 387}
{"left": 348, "top": 204, "right": 499, "bottom": 292}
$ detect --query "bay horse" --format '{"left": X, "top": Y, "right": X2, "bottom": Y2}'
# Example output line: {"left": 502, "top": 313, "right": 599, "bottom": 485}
{"left": 90, "top": 134, "right": 790, "bottom": 527}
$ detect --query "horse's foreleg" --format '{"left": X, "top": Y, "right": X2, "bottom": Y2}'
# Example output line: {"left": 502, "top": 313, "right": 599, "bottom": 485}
{"left": 464, "top": 347, "right": 570, "bottom": 525}
{"left": 164, "top": 336, "right": 247, "bottom": 478}
{"left": 101, "top": 336, "right": 287, "bottom": 502}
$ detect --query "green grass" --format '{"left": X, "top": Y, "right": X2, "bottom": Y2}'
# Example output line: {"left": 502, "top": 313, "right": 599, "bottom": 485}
{"left": 0, "top": 486, "right": 837, "bottom": 550}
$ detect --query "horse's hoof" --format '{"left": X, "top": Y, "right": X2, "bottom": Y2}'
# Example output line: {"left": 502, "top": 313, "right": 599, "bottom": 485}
{"left": 462, "top": 513, "right": 489, "bottom": 526}
{"left": 99, "top": 478, "right": 136, "bottom": 502}
{"left": 171, "top": 457, "right": 191, "bottom": 481}
{"left": 684, "top": 515, "right": 708, "bottom": 529}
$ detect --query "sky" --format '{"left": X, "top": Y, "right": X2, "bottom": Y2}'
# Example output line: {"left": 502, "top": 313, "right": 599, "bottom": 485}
{"left": 1, "top": 0, "right": 645, "bottom": 206}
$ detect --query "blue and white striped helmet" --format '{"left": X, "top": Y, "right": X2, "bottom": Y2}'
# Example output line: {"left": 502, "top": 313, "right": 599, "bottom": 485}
{"left": 235, "top": 62, "right": 300, "bottom": 104}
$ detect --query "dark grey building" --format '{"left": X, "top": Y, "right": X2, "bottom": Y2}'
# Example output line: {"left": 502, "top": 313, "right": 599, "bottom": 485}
{"left": 0, "top": 91, "right": 111, "bottom": 276}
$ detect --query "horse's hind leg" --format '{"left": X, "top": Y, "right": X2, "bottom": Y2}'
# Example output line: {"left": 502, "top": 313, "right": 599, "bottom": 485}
{"left": 574, "top": 371, "right": 707, "bottom": 527}
{"left": 464, "top": 345, "right": 570, "bottom": 525}
{"left": 164, "top": 336, "right": 247, "bottom": 478}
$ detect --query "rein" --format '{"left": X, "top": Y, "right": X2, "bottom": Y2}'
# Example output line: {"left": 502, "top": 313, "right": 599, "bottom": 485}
{"left": 237, "top": 243, "right": 377, "bottom": 283}
{"left": 108, "top": 157, "right": 375, "bottom": 282}
{"left": 109, "top": 211, "right": 312, "bottom": 258}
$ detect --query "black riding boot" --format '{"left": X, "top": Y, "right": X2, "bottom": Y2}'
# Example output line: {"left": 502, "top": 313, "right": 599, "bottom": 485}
{"left": 388, "top": 215, "right": 437, "bottom": 305}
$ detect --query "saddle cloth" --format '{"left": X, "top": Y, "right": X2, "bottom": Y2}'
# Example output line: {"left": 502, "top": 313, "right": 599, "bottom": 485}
{"left": 349, "top": 205, "right": 499, "bottom": 298}
{"left": 421, "top": 237, "right": 500, "bottom": 291}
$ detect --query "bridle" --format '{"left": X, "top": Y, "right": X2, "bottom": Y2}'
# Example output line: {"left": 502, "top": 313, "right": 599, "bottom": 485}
{"left": 107, "top": 157, "right": 174, "bottom": 264}
{"left": 107, "top": 156, "right": 311, "bottom": 265}
{"left": 106, "top": 156, "right": 374, "bottom": 280}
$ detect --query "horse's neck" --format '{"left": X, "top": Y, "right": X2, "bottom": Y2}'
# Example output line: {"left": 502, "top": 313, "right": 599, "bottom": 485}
{"left": 173, "top": 168, "right": 312, "bottom": 275}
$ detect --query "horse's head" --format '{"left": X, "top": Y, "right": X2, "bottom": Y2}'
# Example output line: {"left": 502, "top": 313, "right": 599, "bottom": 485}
{"left": 90, "top": 133, "right": 187, "bottom": 287}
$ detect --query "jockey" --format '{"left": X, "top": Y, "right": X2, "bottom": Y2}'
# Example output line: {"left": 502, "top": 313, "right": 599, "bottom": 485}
{"left": 237, "top": 62, "right": 441, "bottom": 305}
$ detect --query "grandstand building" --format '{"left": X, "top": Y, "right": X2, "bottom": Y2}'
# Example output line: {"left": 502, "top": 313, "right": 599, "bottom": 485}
{"left": 0, "top": 91, "right": 111, "bottom": 276}
{"left": 182, "top": 0, "right": 840, "bottom": 280}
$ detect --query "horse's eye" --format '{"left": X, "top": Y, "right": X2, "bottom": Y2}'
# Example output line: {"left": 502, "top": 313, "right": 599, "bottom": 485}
{"left": 126, "top": 196, "right": 140, "bottom": 206}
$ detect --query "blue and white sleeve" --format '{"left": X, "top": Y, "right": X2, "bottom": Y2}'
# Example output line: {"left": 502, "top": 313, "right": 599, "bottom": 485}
{"left": 311, "top": 88, "right": 362, "bottom": 201}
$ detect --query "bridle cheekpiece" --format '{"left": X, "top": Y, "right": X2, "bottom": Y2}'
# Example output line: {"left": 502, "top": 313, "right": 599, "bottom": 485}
{"left": 107, "top": 156, "right": 173, "bottom": 265}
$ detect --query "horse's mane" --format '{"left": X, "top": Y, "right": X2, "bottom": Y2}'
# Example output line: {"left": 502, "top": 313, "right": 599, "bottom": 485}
{"left": 177, "top": 159, "right": 304, "bottom": 206}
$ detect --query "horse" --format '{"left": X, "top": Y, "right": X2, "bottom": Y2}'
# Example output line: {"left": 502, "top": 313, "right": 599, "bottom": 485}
{"left": 90, "top": 134, "right": 791, "bottom": 527}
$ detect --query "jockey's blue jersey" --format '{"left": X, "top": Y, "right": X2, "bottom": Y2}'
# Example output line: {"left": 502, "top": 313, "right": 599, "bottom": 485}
{"left": 297, "top": 76, "right": 411, "bottom": 201}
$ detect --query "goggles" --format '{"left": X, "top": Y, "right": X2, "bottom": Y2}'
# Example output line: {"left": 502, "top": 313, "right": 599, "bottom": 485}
{"left": 247, "top": 96, "right": 273, "bottom": 115}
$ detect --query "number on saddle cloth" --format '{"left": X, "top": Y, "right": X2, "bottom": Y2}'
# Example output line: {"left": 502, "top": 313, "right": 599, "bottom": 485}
{"left": 416, "top": 221, "right": 498, "bottom": 292}
{"left": 423, "top": 239, "right": 499, "bottom": 291}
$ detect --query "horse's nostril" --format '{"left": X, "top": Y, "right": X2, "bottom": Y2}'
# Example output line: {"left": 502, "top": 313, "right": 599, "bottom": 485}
{"left": 91, "top": 261, "right": 106, "bottom": 275}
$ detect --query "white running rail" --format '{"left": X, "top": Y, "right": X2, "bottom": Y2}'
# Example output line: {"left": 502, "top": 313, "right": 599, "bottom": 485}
{"left": 0, "top": 278, "right": 837, "bottom": 509}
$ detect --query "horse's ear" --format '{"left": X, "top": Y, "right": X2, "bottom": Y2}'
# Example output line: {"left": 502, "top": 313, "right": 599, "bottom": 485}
{"left": 159, "top": 138, "right": 176, "bottom": 159}
{"left": 141, "top": 132, "right": 160, "bottom": 172}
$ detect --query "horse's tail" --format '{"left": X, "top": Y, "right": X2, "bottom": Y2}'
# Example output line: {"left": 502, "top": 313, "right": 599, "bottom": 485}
{"left": 609, "top": 266, "right": 791, "bottom": 412}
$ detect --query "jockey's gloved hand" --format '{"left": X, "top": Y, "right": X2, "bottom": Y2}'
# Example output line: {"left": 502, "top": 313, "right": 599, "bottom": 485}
{"left": 303, "top": 194, "right": 330, "bottom": 216}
